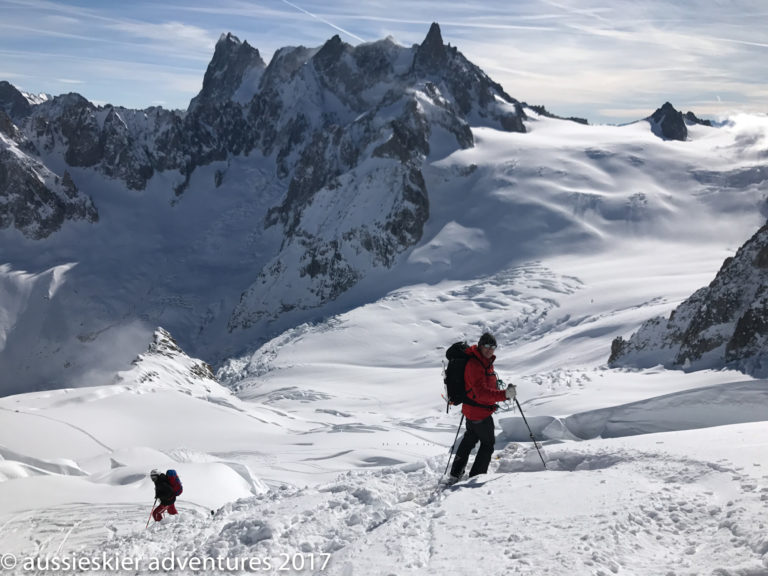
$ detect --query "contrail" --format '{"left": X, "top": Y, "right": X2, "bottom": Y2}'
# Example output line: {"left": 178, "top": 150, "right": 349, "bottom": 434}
{"left": 278, "top": 0, "right": 366, "bottom": 43}
{"left": 708, "top": 35, "right": 768, "bottom": 50}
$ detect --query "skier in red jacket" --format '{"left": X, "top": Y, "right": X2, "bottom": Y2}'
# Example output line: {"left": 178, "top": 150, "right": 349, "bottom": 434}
{"left": 449, "top": 332, "right": 516, "bottom": 481}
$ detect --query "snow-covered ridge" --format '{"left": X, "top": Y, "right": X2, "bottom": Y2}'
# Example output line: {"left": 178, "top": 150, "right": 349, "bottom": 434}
{"left": 114, "top": 327, "right": 223, "bottom": 396}
{"left": 2, "top": 248, "right": 768, "bottom": 573}
{"left": 610, "top": 221, "right": 768, "bottom": 375}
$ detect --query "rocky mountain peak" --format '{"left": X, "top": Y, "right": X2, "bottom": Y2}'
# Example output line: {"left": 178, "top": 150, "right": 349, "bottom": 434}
{"left": 113, "top": 327, "right": 223, "bottom": 395}
{"left": 0, "top": 81, "right": 32, "bottom": 120}
{"left": 314, "top": 34, "right": 346, "bottom": 70}
{"left": 413, "top": 22, "right": 448, "bottom": 73}
{"left": 189, "top": 32, "right": 266, "bottom": 110}
{"left": 684, "top": 110, "right": 712, "bottom": 127}
{"left": 647, "top": 102, "right": 687, "bottom": 141}
{"left": 53, "top": 91, "right": 94, "bottom": 111}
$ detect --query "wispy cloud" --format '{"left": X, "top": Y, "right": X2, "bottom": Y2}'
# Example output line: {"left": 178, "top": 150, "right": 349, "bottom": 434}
{"left": 0, "top": 0, "right": 765, "bottom": 122}
{"left": 104, "top": 20, "right": 217, "bottom": 54}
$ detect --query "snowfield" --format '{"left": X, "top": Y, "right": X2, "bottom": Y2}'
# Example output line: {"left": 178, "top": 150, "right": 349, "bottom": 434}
{"left": 1, "top": 111, "right": 768, "bottom": 575}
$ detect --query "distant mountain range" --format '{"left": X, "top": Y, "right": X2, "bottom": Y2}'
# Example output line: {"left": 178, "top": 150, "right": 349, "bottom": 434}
{"left": 1, "top": 24, "right": 530, "bottom": 322}
{"left": 1, "top": 22, "right": 765, "bottom": 393}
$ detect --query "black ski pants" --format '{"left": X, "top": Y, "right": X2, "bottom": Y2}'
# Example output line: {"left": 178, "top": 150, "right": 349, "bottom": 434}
{"left": 450, "top": 415, "right": 496, "bottom": 478}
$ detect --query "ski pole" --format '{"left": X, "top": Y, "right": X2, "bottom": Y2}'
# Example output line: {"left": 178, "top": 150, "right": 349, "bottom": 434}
{"left": 514, "top": 398, "right": 547, "bottom": 470}
{"left": 145, "top": 498, "right": 157, "bottom": 528}
{"left": 441, "top": 413, "right": 465, "bottom": 480}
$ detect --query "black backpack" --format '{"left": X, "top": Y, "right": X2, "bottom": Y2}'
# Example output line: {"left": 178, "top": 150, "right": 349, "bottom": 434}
{"left": 443, "top": 341, "right": 495, "bottom": 412}
{"left": 444, "top": 342, "right": 471, "bottom": 407}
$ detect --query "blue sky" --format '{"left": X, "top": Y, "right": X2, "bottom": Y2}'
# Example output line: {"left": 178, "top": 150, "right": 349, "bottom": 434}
{"left": 1, "top": 0, "right": 766, "bottom": 124}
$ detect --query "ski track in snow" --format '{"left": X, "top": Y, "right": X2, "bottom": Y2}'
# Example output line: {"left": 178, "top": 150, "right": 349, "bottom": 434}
{"left": 0, "top": 405, "right": 113, "bottom": 452}
{"left": 3, "top": 442, "right": 763, "bottom": 576}
{"left": 2, "top": 257, "right": 767, "bottom": 574}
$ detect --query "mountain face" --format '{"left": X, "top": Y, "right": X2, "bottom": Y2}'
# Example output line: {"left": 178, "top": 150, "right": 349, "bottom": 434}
{"left": 645, "top": 102, "right": 712, "bottom": 141}
{"left": 609, "top": 221, "right": 768, "bottom": 376}
{"left": 0, "top": 24, "right": 525, "bottom": 318}
{"left": 189, "top": 33, "right": 267, "bottom": 111}
{"left": 0, "top": 81, "right": 32, "bottom": 118}
{"left": 0, "top": 109, "right": 98, "bottom": 239}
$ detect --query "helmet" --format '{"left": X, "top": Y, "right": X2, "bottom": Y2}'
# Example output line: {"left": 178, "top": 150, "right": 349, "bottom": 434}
{"left": 478, "top": 332, "right": 497, "bottom": 349}
{"left": 150, "top": 469, "right": 159, "bottom": 480}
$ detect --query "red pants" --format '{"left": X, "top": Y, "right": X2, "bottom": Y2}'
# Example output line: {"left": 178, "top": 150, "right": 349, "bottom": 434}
{"left": 152, "top": 503, "right": 178, "bottom": 521}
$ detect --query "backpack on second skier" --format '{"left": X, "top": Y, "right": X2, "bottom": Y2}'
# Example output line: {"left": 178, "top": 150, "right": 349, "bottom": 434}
{"left": 443, "top": 341, "right": 496, "bottom": 413}
{"left": 166, "top": 469, "right": 183, "bottom": 497}
{"left": 444, "top": 341, "right": 472, "bottom": 408}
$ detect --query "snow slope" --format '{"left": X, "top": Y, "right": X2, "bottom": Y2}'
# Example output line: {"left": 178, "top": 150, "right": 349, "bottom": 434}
{"left": 1, "top": 113, "right": 768, "bottom": 574}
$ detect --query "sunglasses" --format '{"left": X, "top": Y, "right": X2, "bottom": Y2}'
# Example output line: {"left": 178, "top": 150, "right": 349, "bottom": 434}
{"left": 482, "top": 344, "right": 496, "bottom": 350}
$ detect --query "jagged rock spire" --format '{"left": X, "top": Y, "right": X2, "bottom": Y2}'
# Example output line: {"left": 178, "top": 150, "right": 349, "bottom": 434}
{"left": 412, "top": 22, "right": 448, "bottom": 73}
{"left": 189, "top": 33, "right": 266, "bottom": 110}
{"left": 314, "top": 34, "right": 345, "bottom": 71}
{"left": 647, "top": 101, "right": 687, "bottom": 141}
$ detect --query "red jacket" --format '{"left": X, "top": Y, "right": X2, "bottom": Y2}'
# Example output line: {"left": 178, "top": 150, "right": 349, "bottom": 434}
{"left": 462, "top": 345, "right": 507, "bottom": 420}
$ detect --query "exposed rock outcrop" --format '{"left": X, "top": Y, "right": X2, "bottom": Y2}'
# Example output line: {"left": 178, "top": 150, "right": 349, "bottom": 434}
{"left": 0, "top": 115, "right": 98, "bottom": 239}
{"left": 647, "top": 102, "right": 688, "bottom": 141}
{"left": 0, "top": 80, "right": 32, "bottom": 119}
{"left": 609, "top": 221, "right": 768, "bottom": 376}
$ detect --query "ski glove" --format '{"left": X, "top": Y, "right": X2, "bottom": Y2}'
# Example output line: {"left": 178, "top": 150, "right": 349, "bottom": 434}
{"left": 505, "top": 384, "right": 517, "bottom": 400}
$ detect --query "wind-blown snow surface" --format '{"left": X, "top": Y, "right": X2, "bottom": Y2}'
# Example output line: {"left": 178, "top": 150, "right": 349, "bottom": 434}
{"left": 1, "top": 113, "right": 768, "bottom": 574}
